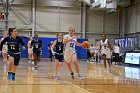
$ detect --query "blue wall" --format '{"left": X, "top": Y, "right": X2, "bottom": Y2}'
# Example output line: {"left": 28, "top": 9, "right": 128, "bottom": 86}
{"left": 0, "top": 36, "right": 88, "bottom": 59}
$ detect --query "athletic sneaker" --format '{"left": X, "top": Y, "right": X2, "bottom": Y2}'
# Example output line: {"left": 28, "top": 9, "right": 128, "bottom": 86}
{"left": 32, "top": 61, "right": 34, "bottom": 65}
{"left": 34, "top": 66, "right": 38, "bottom": 71}
{"left": 71, "top": 72, "right": 74, "bottom": 80}
{"left": 78, "top": 74, "right": 83, "bottom": 80}
{"left": 7, "top": 72, "right": 12, "bottom": 80}
{"left": 54, "top": 73, "right": 59, "bottom": 77}
{"left": 28, "top": 60, "right": 31, "bottom": 63}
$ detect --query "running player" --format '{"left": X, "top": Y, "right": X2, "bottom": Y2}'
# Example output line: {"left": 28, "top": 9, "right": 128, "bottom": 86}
{"left": 0, "top": 28, "right": 26, "bottom": 81}
{"left": 89, "top": 44, "right": 95, "bottom": 62}
{"left": 99, "top": 34, "right": 112, "bottom": 72}
{"left": 27, "top": 36, "right": 33, "bottom": 63}
{"left": 31, "top": 34, "right": 43, "bottom": 70}
{"left": 51, "top": 33, "right": 64, "bottom": 77}
{"left": 0, "top": 33, "right": 8, "bottom": 69}
{"left": 94, "top": 43, "right": 99, "bottom": 63}
{"left": 63, "top": 27, "right": 82, "bottom": 80}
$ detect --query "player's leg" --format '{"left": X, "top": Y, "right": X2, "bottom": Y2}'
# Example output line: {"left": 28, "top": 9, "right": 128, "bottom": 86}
{"left": 64, "top": 52, "right": 75, "bottom": 79}
{"left": 72, "top": 54, "right": 79, "bottom": 73}
{"left": 11, "top": 55, "right": 20, "bottom": 81}
{"left": 28, "top": 50, "right": 32, "bottom": 63}
{"left": 57, "top": 55, "right": 64, "bottom": 76}
{"left": 102, "top": 54, "right": 107, "bottom": 68}
{"left": 106, "top": 51, "right": 112, "bottom": 72}
{"left": 106, "top": 51, "right": 111, "bottom": 67}
{"left": 65, "top": 62, "right": 74, "bottom": 79}
{"left": 7, "top": 56, "right": 14, "bottom": 80}
{"left": 92, "top": 52, "right": 95, "bottom": 62}
{"left": 32, "top": 54, "right": 34, "bottom": 64}
{"left": 94, "top": 53, "right": 97, "bottom": 63}
{"left": 72, "top": 54, "right": 83, "bottom": 79}
{"left": 33, "top": 53, "right": 38, "bottom": 70}
{"left": 95, "top": 53, "right": 98, "bottom": 63}
{"left": 2, "top": 52, "right": 7, "bottom": 68}
{"left": 37, "top": 51, "right": 41, "bottom": 64}
{"left": 55, "top": 59, "right": 59, "bottom": 76}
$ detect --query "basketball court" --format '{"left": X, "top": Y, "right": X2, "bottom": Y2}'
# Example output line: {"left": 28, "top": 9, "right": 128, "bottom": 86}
{"left": 0, "top": 59, "right": 140, "bottom": 93}
{"left": 0, "top": 0, "right": 140, "bottom": 93}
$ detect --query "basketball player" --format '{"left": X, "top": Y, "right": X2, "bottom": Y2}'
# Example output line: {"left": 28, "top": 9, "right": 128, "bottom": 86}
{"left": 51, "top": 33, "right": 64, "bottom": 77}
{"left": 0, "top": 28, "right": 26, "bottom": 81}
{"left": 31, "top": 34, "right": 43, "bottom": 70}
{"left": 0, "top": 33, "right": 8, "bottom": 69}
{"left": 94, "top": 43, "right": 99, "bottom": 63}
{"left": 63, "top": 27, "right": 82, "bottom": 80}
{"left": 99, "top": 34, "right": 112, "bottom": 72}
{"left": 48, "top": 41, "right": 53, "bottom": 62}
{"left": 27, "top": 36, "right": 33, "bottom": 63}
{"left": 89, "top": 44, "right": 95, "bottom": 62}
{"left": 113, "top": 42, "right": 120, "bottom": 65}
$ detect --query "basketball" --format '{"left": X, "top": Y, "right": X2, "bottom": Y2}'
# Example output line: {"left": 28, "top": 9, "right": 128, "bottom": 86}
{"left": 81, "top": 41, "right": 91, "bottom": 48}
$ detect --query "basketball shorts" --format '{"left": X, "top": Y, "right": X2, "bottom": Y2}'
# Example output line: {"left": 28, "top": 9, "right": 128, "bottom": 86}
{"left": 33, "top": 50, "right": 41, "bottom": 56}
{"left": 64, "top": 51, "right": 76, "bottom": 63}
{"left": 8, "top": 52, "right": 20, "bottom": 66}
{"left": 101, "top": 49, "right": 111, "bottom": 59}
{"left": 28, "top": 48, "right": 33, "bottom": 53}
{"left": 55, "top": 54, "right": 64, "bottom": 62}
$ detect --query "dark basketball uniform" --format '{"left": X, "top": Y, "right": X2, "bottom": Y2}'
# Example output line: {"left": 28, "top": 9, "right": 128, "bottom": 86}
{"left": 55, "top": 40, "right": 64, "bottom": 62}
{"left": 31, "top": 39, "right": 42, "bottom": 56}
{"left": 0, "top": 36, "right": 25, "bottom": 66}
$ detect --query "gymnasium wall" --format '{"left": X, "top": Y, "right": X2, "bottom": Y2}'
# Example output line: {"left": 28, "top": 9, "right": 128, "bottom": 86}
{"left": 6, "top": 5, "right": 119, "bottom": 42}
{"left": 6, "top": 5, "right": 118, "bottom": 38}
{"left": 125, "top": 4, "right": 140, "bottom": 47}
{"left": 36, "top": 7, "right": 81, "bottom": 33}
{"left": 86, "top": 7, "right": 119, "bottom": 45}
{"left": 9, "top": 6, "right": 31, "bottom": 28}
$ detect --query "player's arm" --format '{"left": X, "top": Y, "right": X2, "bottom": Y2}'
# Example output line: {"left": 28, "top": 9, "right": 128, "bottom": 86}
{"left": 75, "top": 42, "right": 82, "bottom": 46}
{"left": 99, "top": 42, "right": 101, "bottom": 53}
{"left": 51, "top": 40, "right": 57, "bottom": 54}
{"left": 63, "top": 35, "right": 76, "bottom": 44}
{"left": 39, "top": 40, "right": 43, "bottom": 50}
{"left": 27, "top": 41, "right": 31, "bottom": 48}
{"left": 107, "top": 41, "right": 113, "bottom": 50}
{"left": 30, "top": 40, "right": 34, "bottom": 48}
{"left": 0, "top": 38, "right": 3, "bottom": 44}
{"left": 0, "top": 37, "right": 7, "bottom": 52}
{"left": 19, "top": 37, "right": 26, "bottom": 50}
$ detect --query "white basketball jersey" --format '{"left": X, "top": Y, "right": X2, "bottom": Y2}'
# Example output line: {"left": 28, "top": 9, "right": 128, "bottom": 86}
{"left": 100, "top": 39, "right": 110, "bottom": 54}
{"left": 94, "top": 46, "right": 99, "bottom": 53}
{"left": 89, "top": 46, "right": 94, "bottom": 53}
{"left": 28, "top": 41, "right": 33, "bottom": 49}
{"left": 114, "top": 45, "right": 120, "bottom": 54}
{"left": 63, "top": 34, "right": 77, "bottom": 52}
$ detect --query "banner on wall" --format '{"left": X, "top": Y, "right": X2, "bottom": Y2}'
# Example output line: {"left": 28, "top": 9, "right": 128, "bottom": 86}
{"left": 114, "top": 36, "right": 139, "bottom": 49}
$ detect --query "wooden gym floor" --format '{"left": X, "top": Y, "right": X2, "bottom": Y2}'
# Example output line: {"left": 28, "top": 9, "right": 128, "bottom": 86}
{"left": 0, "top": 59, "right": 140, "bottom": 93}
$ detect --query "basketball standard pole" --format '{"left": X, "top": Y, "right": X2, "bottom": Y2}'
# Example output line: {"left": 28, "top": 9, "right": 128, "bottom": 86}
{"left": 81, "top": 2, "right": 86, "bottom": 38}
{"left": 5, "top": 0, "right": 10, "bottom": 32}
{"left": 32, "top": 0, "right": 36, "bottom": 37}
